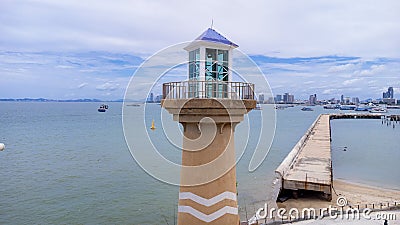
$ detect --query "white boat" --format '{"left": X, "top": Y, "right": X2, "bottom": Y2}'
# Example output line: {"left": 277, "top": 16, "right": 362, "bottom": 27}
{"left": 323, "top": 104, "right": 337, "bottom": 109}
{"left": 369, "top": 107, "right": 387, "bottom": 113}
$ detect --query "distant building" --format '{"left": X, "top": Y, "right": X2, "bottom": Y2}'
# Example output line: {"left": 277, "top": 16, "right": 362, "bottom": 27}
{"left": 283, "top": 93, "right": 289, "bottom": 103}
{"left": 275, "top": 94, "right": 282, "bottom": 103}
{"left": 383, "top": 87, "right": 394, "bottom": 99}
{"left": 258, "top": 94, "right": 265, "bottom": 103}
{"left": 344, "top": 97, "right": 350, "bottom": 104}
{"left": 329, "top": 98, "right": 338, "bottom": 104}
{"left": 275, "top": 93, "right": 295, "bottom": 104}
{"left": 340, "top": 95, "right": 344, "bottom": 104}
{"left": 382, "top": 87, "right": 395, "bottom": 105}
{"left": 382, "top": 98, "right": 396, "bottom": 105}
{"left": 147, "top": 92, "right": 154, "bottom": 103}
{"left": 266, "top": 97, "right": 275, "bottom": 104}
{"left": 155, "top": 95, "right": 163, "bottom": 103}
{"left": 309, "top": 94, "right": 317, "bottom": 105}
{"left": 352, "top": 97, "right": 359, "bottom": 105}
{"left": 288, "top": 94, "right": 294, "bottom": 103}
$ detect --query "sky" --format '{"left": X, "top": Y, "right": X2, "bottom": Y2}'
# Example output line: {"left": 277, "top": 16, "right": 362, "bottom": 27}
{"left": 1, "top": 0, "right": 400, "bottom": 100}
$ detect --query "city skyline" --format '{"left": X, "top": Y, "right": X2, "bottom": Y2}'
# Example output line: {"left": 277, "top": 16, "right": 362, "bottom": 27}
{"left": 257, "top": 85, "right": 397, "bottom": 104}
{"left": 1, "top": 85, "right": 397, "bottom": 103}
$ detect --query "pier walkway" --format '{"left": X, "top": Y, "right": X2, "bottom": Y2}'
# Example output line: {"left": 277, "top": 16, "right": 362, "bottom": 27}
{"left": 274, "top": 113, "right": 397, "bottom": 201}
{"left": 276, "top": 114, "right": 332, "bottom": 200}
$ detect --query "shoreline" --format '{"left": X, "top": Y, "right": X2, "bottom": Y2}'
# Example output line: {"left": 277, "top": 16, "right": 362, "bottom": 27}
{"left": 245, "top": 179, "right": 400, "bottom": 224}
{"left": 335, "top": 177, "right": 400, "bottom": 192}
{"left": 277, "top": 179, "right": 400, "bottom": 213}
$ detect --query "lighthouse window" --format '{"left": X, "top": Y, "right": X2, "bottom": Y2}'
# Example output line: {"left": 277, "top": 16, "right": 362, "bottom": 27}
{"left": 205, "top": 48, "right": 229, "bottom": 82}
{"left": 189, "top": 48, "right": 200, "bottom": 80}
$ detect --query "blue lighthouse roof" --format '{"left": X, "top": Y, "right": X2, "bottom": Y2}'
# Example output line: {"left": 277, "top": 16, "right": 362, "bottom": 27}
{"left": 195, "top": 28, "right": 238, "bottom": 47}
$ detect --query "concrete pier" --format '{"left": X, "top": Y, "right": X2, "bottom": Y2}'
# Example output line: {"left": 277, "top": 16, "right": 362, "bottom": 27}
{"left": 276, "top": 114, "right": 333, "bottom": 200}
{"left": 274, "top": 113, "right": 398, "bottom": 201}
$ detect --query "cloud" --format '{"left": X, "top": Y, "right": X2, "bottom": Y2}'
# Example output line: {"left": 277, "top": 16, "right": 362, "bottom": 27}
{"left": 1, "top": 49, "right": 399, "bottom": 101}
{"left": 328, "top": 63, "right": 357, "bottom": 73}
{"left": 77, "top": 82, "right": 88, "bottom": 89}
{"left": 322, "top": 89, "right": 338, "bottom": 95}
{"left": 96, "top": 82, "right": 120, "bottom": 91}
{"left": 1, "top": 1, "right": 400, "bottom": 58}
{"left": 343, "top": 78, "right": 361, "bottom": 86}
{"left": 359, "top": 64, "right": 386, "bottom": 76}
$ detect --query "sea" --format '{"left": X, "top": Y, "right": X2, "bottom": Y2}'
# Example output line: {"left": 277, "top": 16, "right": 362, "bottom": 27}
{"left": 0, "top": 102, "right": 399, "bottom": 224}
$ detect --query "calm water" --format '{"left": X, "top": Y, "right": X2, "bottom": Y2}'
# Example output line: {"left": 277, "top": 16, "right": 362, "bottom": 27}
{"left": 0, "top": 102, "right": 399, "bottom": 224}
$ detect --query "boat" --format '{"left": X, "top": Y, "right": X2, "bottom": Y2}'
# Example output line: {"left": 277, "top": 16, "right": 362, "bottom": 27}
{"left": 369, "top": 107, "right": 387, "bottom": 113}
{"left": 355, "top": 106, "right": 370, "bottom": 111}
{"left": 339, "top": 105, "right": 356, "bottom": 110}
{"left": 301, "top": 107, "right": 313, "bottom": 111}
{"left": 275, "top": 105, "right": 286, "bottom": 110}
{"left": 126, "top": 104, "right": 141, "bottom": 107}
{"left": 323, "top": 104, "right": 337, "bottom": 109}
{"left": 150, "top": 119, "right": 156, "bottom": 130}
{"left": 98, "top": 104, "right": 108, "bottom": 112}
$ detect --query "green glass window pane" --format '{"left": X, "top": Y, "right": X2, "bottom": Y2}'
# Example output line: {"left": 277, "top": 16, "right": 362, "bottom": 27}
{"left": 189, "top": 63, "right": 194, "bottom": 77}
{"left": 206, "top": 48, "right": 216, "bottom": 62}
{"left": 195, "top": 49, "right": 200, "bottom": 61}
{"left": 217, "top": 50, "right": 228, "bottom": 62}
{"left": 189, "top": 48, "right": 199, "bottom": 62}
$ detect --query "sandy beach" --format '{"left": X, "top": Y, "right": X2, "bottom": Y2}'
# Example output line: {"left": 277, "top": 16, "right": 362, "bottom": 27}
{"left": 277, "top": 179, "right": 400, "bottom": 214}
{"left": 277, "top": 180, "right": 400, "bottom": 224}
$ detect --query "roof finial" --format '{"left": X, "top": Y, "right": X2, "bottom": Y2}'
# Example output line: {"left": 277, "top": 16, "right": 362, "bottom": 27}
{"left": 211, "top": 19, "right": 213, "bottom": 29}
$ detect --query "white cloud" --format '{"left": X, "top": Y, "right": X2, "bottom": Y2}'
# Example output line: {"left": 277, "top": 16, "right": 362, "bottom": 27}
{"left": 322, "top": 89, "right": 338, "bottom": 95}
{"left": 328, "top": 63, "right": 357, "bottom": 73}
{"left": 77, "top": 82, "right": 88, "bottom": 89}
{"left": 96, "top": 82, "right": 120, "bottom": 91}
{"left": 1, "top": 0, "right": 400, "bottom": 58}
{"left": 343, "top": 78, "right": 361, "bottom": 86}
{"left": 358, "top": 64, "right": 385, "bottom": 76}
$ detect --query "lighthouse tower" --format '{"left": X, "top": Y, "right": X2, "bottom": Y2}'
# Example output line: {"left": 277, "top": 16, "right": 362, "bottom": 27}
{"left": 162, "top": 28, "right": 256, "bottom": 224}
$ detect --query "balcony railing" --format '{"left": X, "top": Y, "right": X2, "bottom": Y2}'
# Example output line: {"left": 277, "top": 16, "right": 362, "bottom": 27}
{"left": 162, "top": 81, "right": 255, "bottom": 100}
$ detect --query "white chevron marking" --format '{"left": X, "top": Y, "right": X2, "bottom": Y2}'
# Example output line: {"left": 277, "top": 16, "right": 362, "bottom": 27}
{"left": 179, "top": 191, "right": 237, "bottom": 207}
{"left": 178, "top": 205, "right": 238, "bottom": 222}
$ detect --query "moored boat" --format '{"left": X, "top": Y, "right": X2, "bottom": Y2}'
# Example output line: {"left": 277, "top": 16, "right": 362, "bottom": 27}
{"left": 369, "top": 107, "right": 387, "bottom": 113}
{"left": 323, "top": 104, "right": 338, "bottom": 109}
{"left": 98, "top": 104, "right": 108, "bottom": 112}
{"left": 339, "top": 105, "right": 356, "bottom": 110}
{"left": 301, "top": 107, "right": 313, "bottom": 111}
{"left": 355, "top": 106, "right": 370, "bottom": 111}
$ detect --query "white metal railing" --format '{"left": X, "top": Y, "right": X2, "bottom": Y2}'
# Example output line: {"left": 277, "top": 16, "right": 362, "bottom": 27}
{"left": 163, "top": 81, "right": 255, "bottom": 100}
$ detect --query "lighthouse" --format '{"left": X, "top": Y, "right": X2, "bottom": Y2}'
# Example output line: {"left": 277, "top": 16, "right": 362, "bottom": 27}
{"left": 162, "top": 28, "right": 256, "bottom": 224}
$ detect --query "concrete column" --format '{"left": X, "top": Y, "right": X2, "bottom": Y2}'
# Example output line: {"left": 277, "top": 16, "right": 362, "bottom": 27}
{"left": 228, "top": 49, "right": 233, "bottom": 83}
{"left": 199, "top": 47, "right": 206, "bottom": 98}
{"left": 162, "top": 99, "right": 256, "bottom": 225}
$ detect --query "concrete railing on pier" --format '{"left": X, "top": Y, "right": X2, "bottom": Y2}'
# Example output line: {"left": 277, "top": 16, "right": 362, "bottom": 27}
{"left": 272, "top": 114, "right": 324, "bottom": 201}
